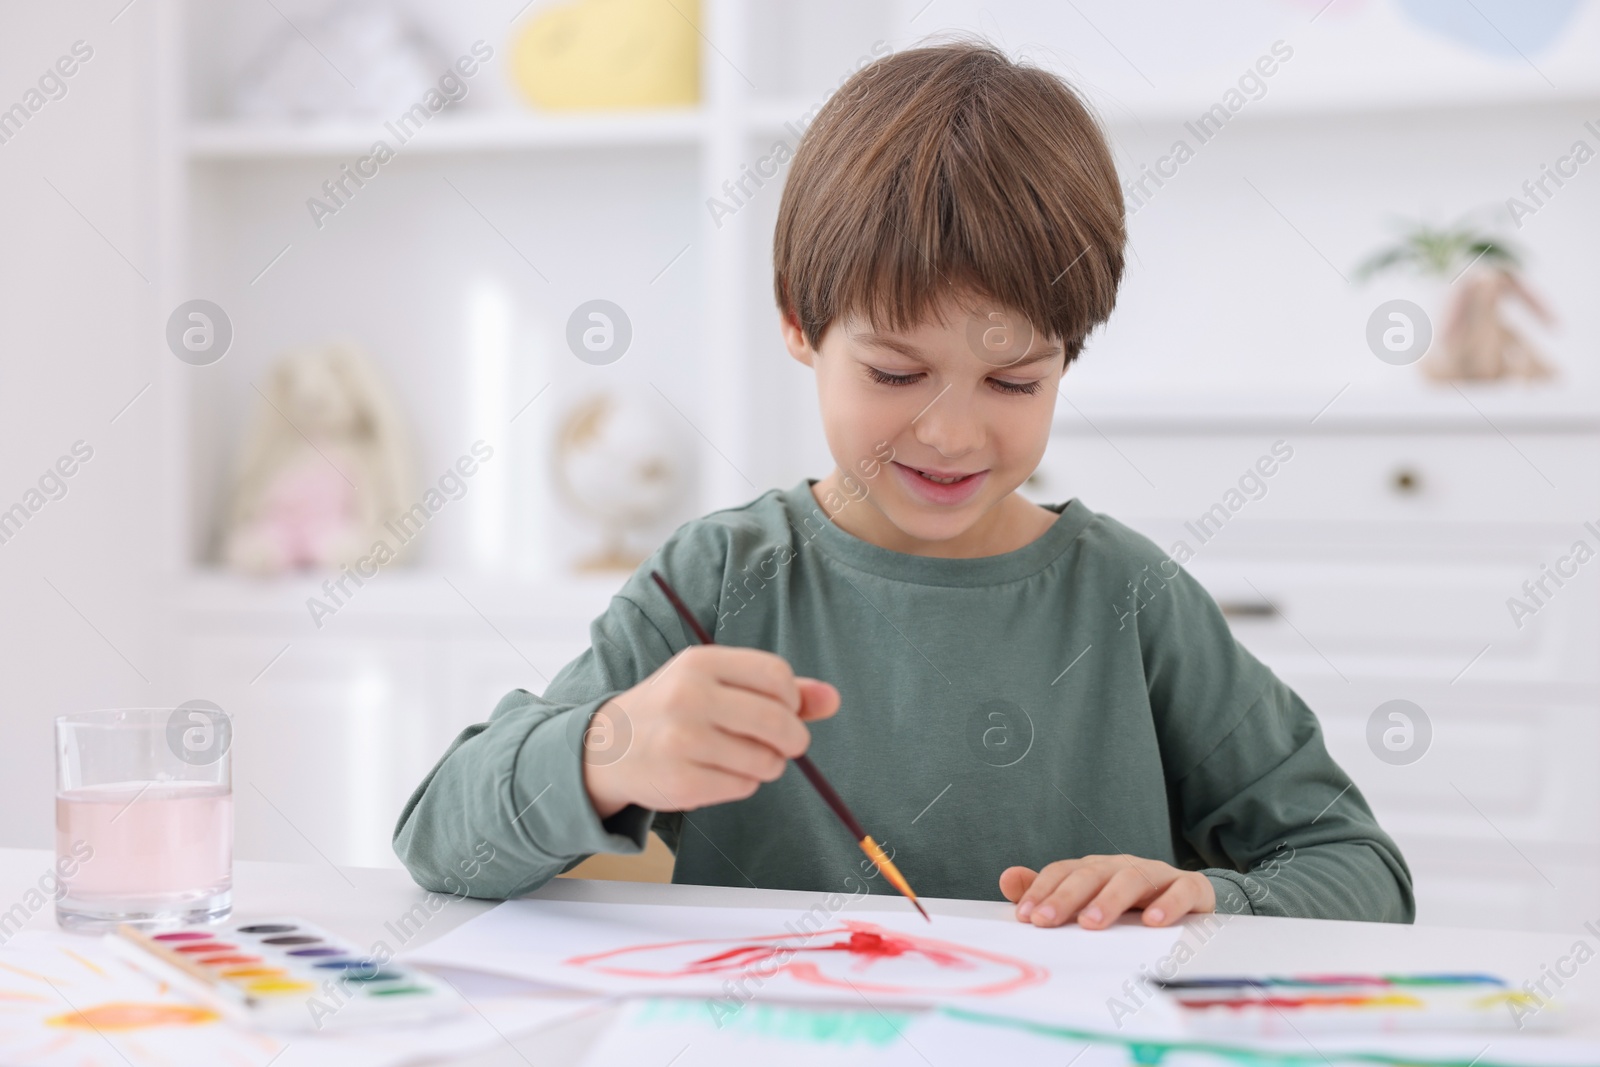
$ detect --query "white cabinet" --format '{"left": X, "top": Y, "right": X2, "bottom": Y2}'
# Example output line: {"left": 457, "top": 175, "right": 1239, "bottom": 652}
{"left": 1027, "top": 421, "right": 1600, "bottom": 931}
{"left": 1026, "top": 429, "right": 1599, "bottom": 527}
{"left": 180, "top": 630, "right": 446, "bottom": 869}
{"left": 1188, "top": 529, "right": 1597, "bottom": 684}
{"left": 168, "top": 574, "right": 620, "bottom": 868}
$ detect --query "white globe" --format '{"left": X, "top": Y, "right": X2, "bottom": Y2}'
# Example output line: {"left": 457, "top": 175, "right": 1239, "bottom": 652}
{"left": 554, "top": 391, "right": 689, "bottom": 565}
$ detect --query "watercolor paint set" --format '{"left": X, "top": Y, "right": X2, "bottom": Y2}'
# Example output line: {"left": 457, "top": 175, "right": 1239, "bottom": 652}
{"left": 1155, "top": 973, "right": 1555, "bottom": 1034}
{"left": 108, "top": 915, "right": 463, "bottom": 1032}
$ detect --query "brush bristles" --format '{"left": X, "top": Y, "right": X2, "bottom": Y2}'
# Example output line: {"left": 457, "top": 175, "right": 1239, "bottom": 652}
{"left": 861, "top": 835, "right": 930, "bottom": 921}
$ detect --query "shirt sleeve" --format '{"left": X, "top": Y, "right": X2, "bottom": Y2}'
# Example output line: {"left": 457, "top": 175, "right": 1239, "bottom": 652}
{"left": 1130, "top": 541, "right": 1416, "bottom": 923}
{"left": 392, "top": 591, "right": 689, "bottom": 900}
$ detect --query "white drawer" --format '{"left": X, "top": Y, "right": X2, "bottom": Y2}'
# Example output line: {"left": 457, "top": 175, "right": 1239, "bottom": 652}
{"left": 1400, "top": 839, "right": 1600, "bottom": 931}
{"left": 1025, "top": 431, "right": 1598, "bottom": 526}
{"left": 174, "top": 622, "right": 598, "bottom": 869}
{"left": 1300, "top": 686, "right": 1600, "bottom": 846}
{"left": 1175, "top": 529, "right": 1600, "bottom": 685}
{"left": 177, "top": 632, "right": 447, "bottom": 869}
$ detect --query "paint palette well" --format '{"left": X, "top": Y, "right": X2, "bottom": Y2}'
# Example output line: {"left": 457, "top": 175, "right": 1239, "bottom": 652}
{"left": 113, "top": 915, "right": 463, "bottom": 1032}
{"left": 1156, "top": 974, "right": 1557, "bottom": 1034}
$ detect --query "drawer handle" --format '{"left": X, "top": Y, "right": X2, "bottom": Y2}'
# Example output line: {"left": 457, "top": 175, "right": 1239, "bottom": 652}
{"left": 1391, "top": 467, "right": 1422, "bottom": 495}
{"left": 1218, "top": 600, "right": 1279, "bottom": 620}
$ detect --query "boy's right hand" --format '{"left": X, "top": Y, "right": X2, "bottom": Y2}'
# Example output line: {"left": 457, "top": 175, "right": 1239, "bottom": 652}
{"left": 581, "top": 645, "right": 840, "bottom": 820}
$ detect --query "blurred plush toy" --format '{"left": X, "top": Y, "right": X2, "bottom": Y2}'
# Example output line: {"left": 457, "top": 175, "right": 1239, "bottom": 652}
{"left": 223, "top": 342, "right": 414, "bottom": 574}
{"left": 233, "top": 1, "right": 449, "bottom": 120}
{"left": 511, "top": 0, "right": 700, "bottom": 110}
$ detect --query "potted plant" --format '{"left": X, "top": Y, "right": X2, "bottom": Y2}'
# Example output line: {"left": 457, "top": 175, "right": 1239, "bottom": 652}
{"left": 1356, "top": 216, "right": 1554, "bottom": 381}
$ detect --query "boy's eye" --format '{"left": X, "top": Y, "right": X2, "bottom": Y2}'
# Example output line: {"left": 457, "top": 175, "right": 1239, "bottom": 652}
{"left": 864, "top": 366, "right": 1045, "bottom": 396}
{"left": 865, "top": 366, "right": 923, "bottom": 387}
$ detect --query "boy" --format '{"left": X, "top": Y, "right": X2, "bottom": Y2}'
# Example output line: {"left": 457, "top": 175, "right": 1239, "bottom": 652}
{"left": 395, "top": 42, "right": 1413, "bottom": 929}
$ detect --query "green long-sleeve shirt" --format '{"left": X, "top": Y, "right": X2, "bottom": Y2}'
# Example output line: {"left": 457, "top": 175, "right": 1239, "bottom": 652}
{"left": 394, "top": 479, "right": 1414, "bottom": 921}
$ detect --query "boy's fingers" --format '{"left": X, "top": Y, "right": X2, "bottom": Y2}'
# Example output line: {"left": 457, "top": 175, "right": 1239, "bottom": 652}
{"left": 1144, "top": 874, "right": 1215, "bottom": 926}
{"left": 1016, "top": 861, "right": 1088, "bottom": 921}
{"left": 1076, "top": 866, "right": 1155, "bottom": 929}
{"left": 694, "top": 646, "right": 803, "bottom": 713}
{"left": 1029, "top": 867, "right": 1110, "bottom": 926}
{"left": 688, "top": 728, "right": 788, "bottom": 784}
{"left": 998, "top": 866, "right": 1037, "bottom": 903}
{"left": 1140, "top": 881, "right": 1194, "bottom": 927}
{"left": 707, "top": 687, "right": 812, "bottom": 758}
{"left": 796, "top": 678, "right": 840, "bottom": 721}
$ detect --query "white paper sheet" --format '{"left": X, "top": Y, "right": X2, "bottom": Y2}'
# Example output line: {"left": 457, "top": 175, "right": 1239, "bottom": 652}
{"left": 581, "top": 999, "right": 1600, "bottom": 1067}
{"left": 279, "top": 980, "right": 608, "bottom": 1067}
{"left": 580, "top": 998, "right": 926, "bottom": 1067}
{"left": 0, "top": 930, "right": 604, "bottom": 1067}
{"left": 400, "top": 898, "right": 1186, "bottom": 1023}
{"left": 882, "top": 1007, "right": 1600, "bottom": 1067}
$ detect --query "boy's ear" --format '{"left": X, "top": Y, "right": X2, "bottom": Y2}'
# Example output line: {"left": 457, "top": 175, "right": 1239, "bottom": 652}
{"left": 780, "top": 309, "right": 816, "bottom": 368}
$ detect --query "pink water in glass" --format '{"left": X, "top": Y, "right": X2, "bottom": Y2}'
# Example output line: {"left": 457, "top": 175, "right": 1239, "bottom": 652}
{"left": 56, "top": 781, "right": 232, "bottom": 915}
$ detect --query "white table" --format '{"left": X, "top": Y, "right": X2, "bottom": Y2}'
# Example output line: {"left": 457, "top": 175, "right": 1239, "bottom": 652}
{"left": 4, "top": 848, "right": 1597, "bottom": 1064}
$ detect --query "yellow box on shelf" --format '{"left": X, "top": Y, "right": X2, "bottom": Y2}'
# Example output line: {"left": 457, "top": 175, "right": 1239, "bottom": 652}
{"left": 511, "top": 0, "right": 701, "bottom": 111}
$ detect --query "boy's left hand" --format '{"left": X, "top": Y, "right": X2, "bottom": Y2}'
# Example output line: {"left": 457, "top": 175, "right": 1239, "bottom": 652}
{"left": 999, "top": 855, "right": 1216, "bottom": 929}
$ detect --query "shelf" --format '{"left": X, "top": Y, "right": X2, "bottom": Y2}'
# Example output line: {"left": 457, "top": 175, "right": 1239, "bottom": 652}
{"left": 186, "top": 108, "right": 709, "bottom": 159}
{"left": 742, "top": 98, "right": 831, "bottom": 136}
{"left": 1087, "top": 85, "right": 1600, "bottom": 129}
{"left": 741, "top": 72, "right": 1600, "bottom": 143}
{"left": 1051, "top": 383, "right": 1600, "bottom": 434}
{"left": 171, "top": 568, "right": 628, "bottom": 626}
{"left": 746, "top": 90, "right": 1600, "bottom": 142}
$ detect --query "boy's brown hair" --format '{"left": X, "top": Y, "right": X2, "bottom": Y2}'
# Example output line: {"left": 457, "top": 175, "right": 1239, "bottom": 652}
{"left": 773, "top": 40, "right": 1125, "bottom": 364}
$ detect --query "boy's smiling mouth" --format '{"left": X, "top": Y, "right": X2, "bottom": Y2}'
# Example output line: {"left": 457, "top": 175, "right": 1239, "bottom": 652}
{"left": 892, "top": 461, "right": 989, "bottom": 505}
{"left": 906, "top": 464, "right": 978, "bottom": 483}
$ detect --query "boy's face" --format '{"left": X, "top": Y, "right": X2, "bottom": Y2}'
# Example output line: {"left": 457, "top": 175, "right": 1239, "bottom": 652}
{"left": 782, "top": 295, "right": 1065, "bottom": 555}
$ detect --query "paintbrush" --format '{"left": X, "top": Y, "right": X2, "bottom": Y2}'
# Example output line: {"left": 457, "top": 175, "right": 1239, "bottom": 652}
{"left": 650, "top": 570, "right": 930, "bottom": 922}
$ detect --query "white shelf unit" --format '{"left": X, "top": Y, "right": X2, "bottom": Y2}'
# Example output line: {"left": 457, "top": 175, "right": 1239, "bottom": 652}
{"left": 160, "top": 0, "right": 1600, "bottom": 583}
{"left": 154, "top": 0, "right": 1600, "bottom": 922}
{"left": 154, "top": 0, "right": 910, "bottom": 869}
{"left": 185, "top": 111, "right": 711, "bottom": 157}
{"left": 161, "top": 0, "right": 917, "bottom": 584}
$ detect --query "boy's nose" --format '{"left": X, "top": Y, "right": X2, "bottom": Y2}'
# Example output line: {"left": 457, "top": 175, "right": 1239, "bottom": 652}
{"left": 910, "top": 400, "right": 985, "bottom": 459}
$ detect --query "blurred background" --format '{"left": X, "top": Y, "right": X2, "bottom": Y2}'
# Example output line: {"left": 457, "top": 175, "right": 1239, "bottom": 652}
{"left": 1, "top": 0, "right": 1597, "bottom": 930}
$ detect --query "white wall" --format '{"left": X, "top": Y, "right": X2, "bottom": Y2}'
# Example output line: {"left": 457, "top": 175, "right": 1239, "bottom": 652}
{"left": 0, "top": 2, "right": 169, "bottom": 845}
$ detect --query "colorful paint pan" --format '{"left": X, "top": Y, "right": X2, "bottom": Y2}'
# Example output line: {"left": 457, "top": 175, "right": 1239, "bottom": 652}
{"left": 247, "top": 978, "right": 317, "bottom": 994}
{"left": 218, "top": 967, "right": 287, "bottom": 979}
{"left": 114, "top": 915, "right": 461, "bottom": 1032}
{"left": 1156, "top": 971, "right": 1553, "bottom": 1035}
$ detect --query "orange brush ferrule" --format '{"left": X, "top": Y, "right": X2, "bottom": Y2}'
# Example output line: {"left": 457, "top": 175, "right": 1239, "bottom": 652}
{"left": 861, "top": 835, "right": 930, "bottom": 922}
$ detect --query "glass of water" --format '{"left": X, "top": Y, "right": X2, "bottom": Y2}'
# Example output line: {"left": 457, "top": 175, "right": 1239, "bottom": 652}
{"left": 54, "top": 704, "right": 234, "bottom": 929}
